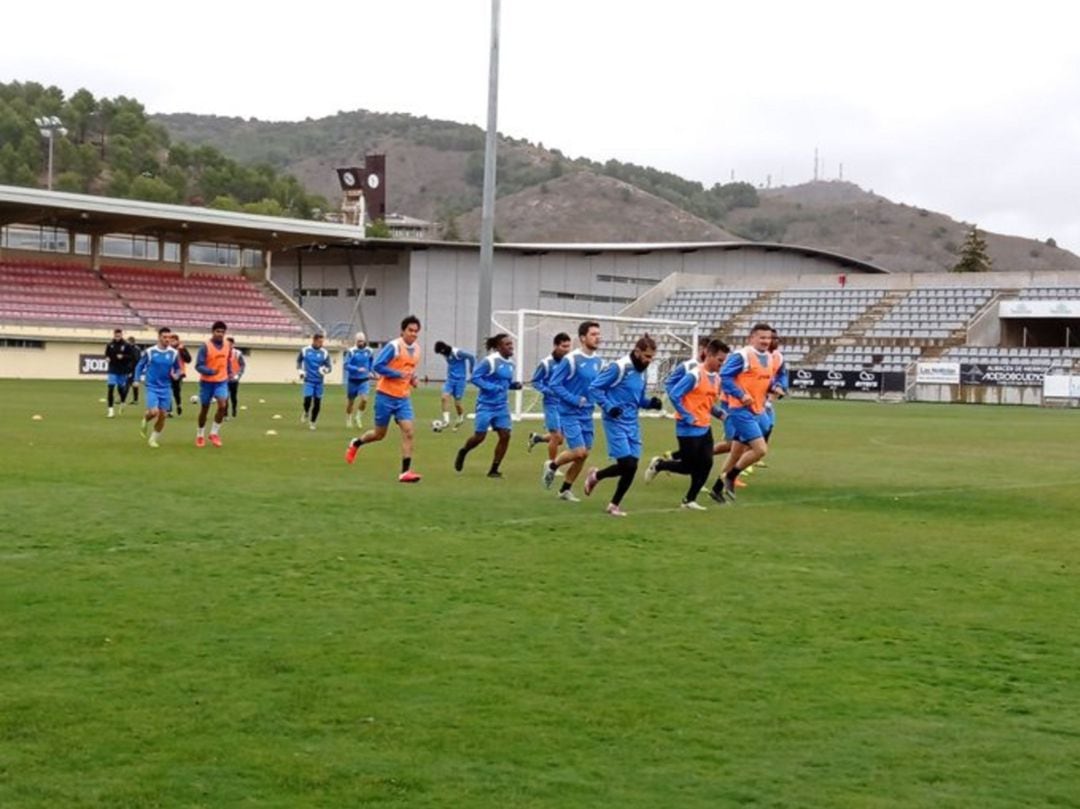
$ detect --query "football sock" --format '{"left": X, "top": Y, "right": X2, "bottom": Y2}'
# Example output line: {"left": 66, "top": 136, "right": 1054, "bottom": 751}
{"left": 303, "top": 396, "right": 312, "bottom": 414}
{"left": 210, "top": 422, "right": 220, "bottom": 436}
{"left": 151, "top": 431, "right": 162, "bottom": 441}
{"left": 560, "top": 481, "right": 572, "bottom": 494}
{"left": 107, "top": 385, "right": 115, "bottom": 407}
{"left": 442, "top": 411, "right": 450, "bottom": 424}
{"left": 489, "top": 460, "right": 501, "bottom": 475}
{"left": 402, "top": 457, "right": 412, "bottom": 474}
{"left": 197, "top": 427, "right": 206, "bottom": 438}
{"left": 596, "top": 463, "right": 621, "bottom": 480}
{"left": 311, "top": 398, "right": 322, "bottom": 423}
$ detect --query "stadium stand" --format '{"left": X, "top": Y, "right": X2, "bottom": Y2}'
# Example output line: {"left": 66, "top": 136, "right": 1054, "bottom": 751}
{"left": 866, "top": 287, "right": 994, "bottom": 339}
{"left": 943, "top": 345, "right": 1080, "bottom": 371}
{"left": 1015, "top": 287, "right": 1080, "bottom": 299}
{"left": 0, "top": 258, "right": 141, "bottom": 327}
{"left": 729, "top": 288, "right": 887, "bottom": 339}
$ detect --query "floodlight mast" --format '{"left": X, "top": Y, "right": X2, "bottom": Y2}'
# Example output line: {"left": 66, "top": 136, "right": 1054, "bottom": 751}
{"left": 475, "top": 0, "right": 500, "bottom": 353}
{"left": 35, "top": 116, "right": 68, "bottom": 191}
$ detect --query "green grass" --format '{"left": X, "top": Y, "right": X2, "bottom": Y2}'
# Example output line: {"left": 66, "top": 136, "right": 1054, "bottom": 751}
{"left": 2, "top": 380, "right": 1080, "bottom": 808}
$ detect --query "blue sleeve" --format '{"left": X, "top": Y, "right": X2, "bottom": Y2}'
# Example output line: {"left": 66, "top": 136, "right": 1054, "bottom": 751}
{"left": 470, "top": 358, "right": 500, "bottom": 393}
{"left": 589, "top": 362, "right": 619, "bottom": 411}
{"left": 530, "top": 361, "right": 549, "bottom": 394}
{"left": 721, "top": 353, "right": 748, "bottom": 400}
{"left": 459, "top": 349, "right": 477, "bottom": 372}
{"left": 373, "top": 343, "right": 401, "bottom": 378}
{"left": 548, "top": 357, "right": 583, "bottom": 408}
{"left": 322, "top": 351, "right": 332, "bottom": 372}
{"left": 134, "top": 352, "right": 148, "bottom": 381}
{"left": 775, "top": 362, "right": 788, "bottom": 393}
{"left": 664, "top": 363, "right": 686, "bottom": 397}
{"left": 669, "top": 371, "right": 698, "bottom": 422}
{"left": 195, "top": 345, "right": 212, "bottom": 377}
{"left": 172, "top": 353, "right": 182, "bottom": 379}
{"left": 296, "top": 350, "right": 304, "bottom": 371}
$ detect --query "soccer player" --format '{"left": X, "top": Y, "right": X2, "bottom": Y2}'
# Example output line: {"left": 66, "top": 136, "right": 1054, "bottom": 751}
{"left": 134, "top": 327, "right": 181, "bottom": 447}
{"left": 297, "top": 332, "right": 332, "bottom": 430}
{"left": 125, "top": 336, "right": 143, "bottom": 405}
{"left": 194, "top": 320, "right": 233, "bottom": 448}
{"left": 226, "top": 337, "right": 246, "bottom": 419}
{"left": 540, "top": 320, "right": 604, "bottom": 502}
{"left": 583, "top": 335, "right": 664, "bottom": 516}
{"left": 345, "top": 315, "right": 423, "bottom": 483}
{"left": 527, "top": 332, "right": 572, "bottom": 461}
{"left": 343, "top": 331, "right": 375, "bottom": 428}
{"left": 104, "top": 327, "right": 136, "bottom": 418}
{"left": 167, "top": 333, "right": 191, "bottom": 416}
{"left": 659, "top": 335, "right": 715, "bottom": 463}
{"left": 453, "top": 333, "right": 523, "bottom": 477}
{"left": 432, "top": 341, "right": 477, "bottom": 431}
{"left": 711, "top": 322, "right": 786, "bottom": 502}
{"left": 644, "top": 339, "right": 727, "bottom": 510}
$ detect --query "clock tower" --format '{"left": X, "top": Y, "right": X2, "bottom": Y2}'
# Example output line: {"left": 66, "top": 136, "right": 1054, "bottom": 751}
{"left": 335, "top": 154, "right": 386, "bottom": 228}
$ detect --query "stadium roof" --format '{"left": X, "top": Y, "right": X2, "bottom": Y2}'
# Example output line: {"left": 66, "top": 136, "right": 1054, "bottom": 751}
{"left": 0, "top": 185, "right": 365, "bottom": 250}
{"left": 0, "top": 184, "right": 889, "bottom": 273}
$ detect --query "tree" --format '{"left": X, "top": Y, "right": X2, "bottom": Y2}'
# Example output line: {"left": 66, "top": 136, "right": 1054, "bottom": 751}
{"left": 365, "top": 219, "right": 392, "bottom": 238}
{"left": 951, "top": 226, "right": 992, "bottom": 272}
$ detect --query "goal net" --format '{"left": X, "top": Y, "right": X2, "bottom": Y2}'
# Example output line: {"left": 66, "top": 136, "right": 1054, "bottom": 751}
{"left": 491, "top": 308, "right": 700, "bottom": 421}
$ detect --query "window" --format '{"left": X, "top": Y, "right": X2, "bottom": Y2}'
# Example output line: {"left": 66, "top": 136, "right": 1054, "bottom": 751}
{"left": 345, "top": 288, "right": 378, "bottom": 297}
{"left": 540, "top": 289, "right": 635, "bottom": 304}
{"left": 595, "top": 273, "right": 660, "bottom": 286}
{"left": 295, "top": 288, "right": 340, "bottom": 297}
{"left": 0, "top": 339, "right": 45, "bottom": 349}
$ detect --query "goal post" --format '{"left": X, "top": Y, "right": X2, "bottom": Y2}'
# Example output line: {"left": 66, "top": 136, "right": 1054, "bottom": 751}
{"left": 491, "top": 308, "right": 701, "bottom": 420}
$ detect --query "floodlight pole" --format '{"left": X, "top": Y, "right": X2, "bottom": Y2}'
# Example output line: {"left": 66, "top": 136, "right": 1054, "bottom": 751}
{"left": 475, "top": 0, "right": 500, "bottom": 352}
{"left": 35, "top": 116, "right": 68, "bottom": 191}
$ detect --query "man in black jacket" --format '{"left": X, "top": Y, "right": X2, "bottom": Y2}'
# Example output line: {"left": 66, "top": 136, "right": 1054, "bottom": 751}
{"left": 104, "top": 328, "right": 135, "bottom": 418}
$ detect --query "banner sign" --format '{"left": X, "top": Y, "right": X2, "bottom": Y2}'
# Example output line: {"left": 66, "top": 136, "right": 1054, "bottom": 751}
{"left": 960, "top": 364, "right": 1049, "bottom": 386}
{"left": 916, "top": 362, "right": 960, "bottom": 384}
{"left": 999, "top": 300, "right": 1080, "bottom": 318}
{"left": 788, "top": 369, "right": 904, "bottom": 393}
{"left": 79, "top": 354, "right": 109, "bottom": 375}
{"left": 1043, "top": 375, "right": 1080, "bottom": 398}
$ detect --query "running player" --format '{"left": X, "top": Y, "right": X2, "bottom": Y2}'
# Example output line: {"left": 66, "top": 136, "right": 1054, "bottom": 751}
{"left": 194, "top": 321, "right": 233, "bottom": 447}
{"left": 345, "top": 315, "right": 423, "bottom": 483}
{"left": 432, "top": 341, "right": 477, "bottom": 431}
{"left": 453, "top": 333, "right": 522, "bottom": 477}
{"left": 712, "top": 322, "right": 785, "bottom": 502}
{"left": 540, "top": 320, "right": 604, "bottom": 502}
{"left": 644, "top": 338, "right": 727, "bottom": 510}
{"left": 125, "top": 336, "right": 143, "bottom": 405}
{"left": 583, "top": 335, "right": 663, "bottom": 516}
{"left": 298, "top": 332, "right": 332, "bottom": 430}
{"left": 104, "top": 327, "right": 136, "bottom": 418}
{"left": 134, "top": 327, "right": 181, "bottom": 447}
{"left": 227, "top": 337, "right": 246, "bottom": 419}
{"left": 527, "top": 332, "right": 572, "bottom": 461}
{"left": 343, "top": 331, "right": 375, "bottom": 428}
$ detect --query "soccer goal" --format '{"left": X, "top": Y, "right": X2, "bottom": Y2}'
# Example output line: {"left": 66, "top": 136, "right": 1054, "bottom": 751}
{"left": 491, "top": 308, "right": 701, "bottom": 421}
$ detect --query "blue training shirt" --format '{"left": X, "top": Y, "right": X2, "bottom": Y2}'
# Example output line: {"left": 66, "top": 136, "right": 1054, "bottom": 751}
{"left": 297, "top": 345, "right": 332, "bottom": 379}
{"left": 590, "top": 355, "right": 652, "bottom": 425}
{"left": 135, "top": 345, "right": 181, "bottom": 388}
{"left": 471, "top": 352, "right": 516, "bottom": 410}
{"left": 547, "top": 349, "right": 604, "bottom": 417}
{"left": 343, "top": 346, "right": 374, "bottom": 381}
{"left": 445, "top": 348, "right": 476, "bottom": 382}
{"left": 531, "top": 354, "right": 563, "bottom": 407}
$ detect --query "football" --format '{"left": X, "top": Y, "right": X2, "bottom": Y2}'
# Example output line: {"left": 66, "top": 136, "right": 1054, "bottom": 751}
{"left": 189, "top": 394, "right": 199, "bottom": 404}
{"left": 431, "top": 419, "right": 445, "bottom": 433}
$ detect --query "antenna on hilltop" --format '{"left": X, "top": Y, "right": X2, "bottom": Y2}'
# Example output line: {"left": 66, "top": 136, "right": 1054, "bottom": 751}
{"left": 839, "top": 162, "right": 844, "bottom": 181}
{"left": 813, "top": 147, "right": 819, "bottom": 182}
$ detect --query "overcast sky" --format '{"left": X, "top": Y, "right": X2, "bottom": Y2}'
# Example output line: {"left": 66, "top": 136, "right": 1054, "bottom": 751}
{"left": 4, "top": 0, "right": 1079, "bottom": 253}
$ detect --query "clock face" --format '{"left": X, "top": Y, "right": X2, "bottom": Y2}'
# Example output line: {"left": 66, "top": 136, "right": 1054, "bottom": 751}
{"left": 341, "top": 170, "right": 358, "bottom": 188}
{"left": 366, "top": 173, "right": 380, "bottom": 189}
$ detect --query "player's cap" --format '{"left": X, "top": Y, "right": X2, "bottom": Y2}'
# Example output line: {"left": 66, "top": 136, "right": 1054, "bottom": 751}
{"left": 356, "top": 331, "right": 366, "bottom": 342}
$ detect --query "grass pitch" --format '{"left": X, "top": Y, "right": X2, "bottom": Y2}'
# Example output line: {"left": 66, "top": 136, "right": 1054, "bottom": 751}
{"left": 2, "top": 380, "right": 1079, "bottom": 808}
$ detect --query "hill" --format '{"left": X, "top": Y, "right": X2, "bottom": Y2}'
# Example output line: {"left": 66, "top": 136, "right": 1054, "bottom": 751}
{"left": 154, "top": 110, "right": 1080, "bottom": 274}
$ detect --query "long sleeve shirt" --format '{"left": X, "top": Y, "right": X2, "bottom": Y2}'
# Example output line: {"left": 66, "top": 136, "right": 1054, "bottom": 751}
{"left": 589, "top": 355, "right": 651, "bottom": 425}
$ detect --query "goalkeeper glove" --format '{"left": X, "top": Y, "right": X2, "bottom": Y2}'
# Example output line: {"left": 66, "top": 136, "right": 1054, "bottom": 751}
{"left": 298, "top": 370, "right": 305, "bottom": 380}
{"left": 646, "top": 396, "right": 663, "bottom": 410}
{"left": 509, "top": 381, "right": 523, "bottom": 391}
{"left": 605, "top": 406, "right": 623, "bottom": 419}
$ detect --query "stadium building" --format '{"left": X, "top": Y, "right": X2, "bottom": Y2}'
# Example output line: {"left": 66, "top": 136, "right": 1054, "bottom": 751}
{"left": 1, "top": 185, "right": 1078, "bottom": 405}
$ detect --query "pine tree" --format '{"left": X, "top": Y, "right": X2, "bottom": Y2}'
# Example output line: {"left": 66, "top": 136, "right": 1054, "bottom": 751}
{"left": 952, "top": 226, "right": 992, "bottom": 272}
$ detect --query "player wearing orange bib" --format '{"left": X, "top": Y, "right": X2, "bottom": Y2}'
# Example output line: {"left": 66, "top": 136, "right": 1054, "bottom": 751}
{"left": 193, "top": 320, "right": 233, "bottom": 448}
{"left": 713, "top": 322, "right": 785, "bottom": 502}
{"left": 345, "top": 315, "right": 423, "bottom": 482}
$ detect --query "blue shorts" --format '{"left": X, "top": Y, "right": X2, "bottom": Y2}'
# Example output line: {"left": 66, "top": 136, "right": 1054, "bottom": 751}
{"left": 727, "top": 408, "right": 765, "bottom": 444}
{"left": 442, "top": 378, "right": 466, "bottom": 400}
{"left": 374, "top": 391, "right": 414, "bottom": 427}
{"left": 107, "top": 372, "right": 127, "bottom": 387}
{"left": 560, "top": 412, "right": 594, "bottom": 451}
{"left": 145, "top": 385, "right": 172, "bottom": 412}
{"left": 543, "top": 403, "right": 562, "bottom": 433}
{"left": 303, "top": 381, "right": 325, "bottom": 398}
{"left": 602, "top": 419, "right": 641, "bottom": 460}
{"left": 199, "top": 380, "right": 229, "bottom": 406}
{"left": 723, "top": 414, "right": 737, "bottom": 442}
{"left": 475, "top": 407, "right": 512, "bottom": 433}
{"left": 347, "top": 379, "right": 370, "bottom": 398}
{"left": 760, "top": 408, "right": 775, "bottom": 435}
